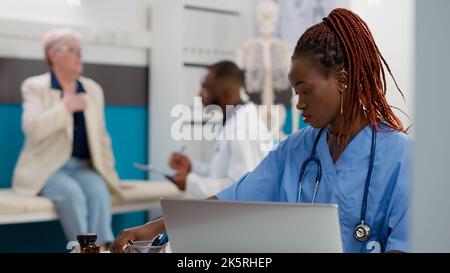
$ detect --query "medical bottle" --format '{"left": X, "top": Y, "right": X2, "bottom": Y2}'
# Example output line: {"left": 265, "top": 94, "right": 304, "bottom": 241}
{"left": 77, "top": 233, "right": 100, "bottom": 253}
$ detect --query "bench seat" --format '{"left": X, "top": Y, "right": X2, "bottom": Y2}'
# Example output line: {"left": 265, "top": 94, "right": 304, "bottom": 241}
{"left": 0, "top": 180, "right": 183, "bottom": 224}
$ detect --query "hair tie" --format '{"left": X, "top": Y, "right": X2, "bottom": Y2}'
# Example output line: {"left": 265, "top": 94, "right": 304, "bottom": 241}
{"left": 322, "top": 17, "right": 335, "bottom": 32}
{"left": 322, "top": 16, "right": 344, "bottom": 49}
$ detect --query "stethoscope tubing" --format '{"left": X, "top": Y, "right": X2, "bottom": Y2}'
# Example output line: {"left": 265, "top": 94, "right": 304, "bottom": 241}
{"left": 298, "top": 126, "right": 377, "bottom": 241}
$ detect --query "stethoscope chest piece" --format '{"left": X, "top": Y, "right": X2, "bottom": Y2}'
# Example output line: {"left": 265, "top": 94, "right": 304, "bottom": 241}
{"left": 354, "top": 222, "right": 371, "bottom": 242}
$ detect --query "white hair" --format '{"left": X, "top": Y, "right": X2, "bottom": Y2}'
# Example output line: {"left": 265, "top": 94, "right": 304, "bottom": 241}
{"left": 256, "top": 0, "right": 279, "bottom": 15}
{"left": 42, "top": 28, "right": 81, "bottom": 67}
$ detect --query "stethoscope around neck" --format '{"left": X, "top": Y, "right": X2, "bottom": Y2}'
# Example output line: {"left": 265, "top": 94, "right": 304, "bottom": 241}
{"left": 298, "top": 127, "right": 377, "bottom": 242}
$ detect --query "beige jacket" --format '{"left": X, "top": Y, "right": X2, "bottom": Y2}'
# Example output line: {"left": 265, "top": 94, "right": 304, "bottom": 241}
{"left": 12, "top": 73, "right": 123, "bottom": 199}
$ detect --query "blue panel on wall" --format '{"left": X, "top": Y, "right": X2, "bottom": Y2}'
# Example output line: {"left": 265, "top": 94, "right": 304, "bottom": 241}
{"left": 0, "top": 104, "right": 149, "bottom": 252}
{"left": 0, "top": 105, "right": 24, "bottom": 188}
{"left": 104, "top": 106, "right": 149, "bottom": 240}
{"left": 105, "top": 106, "right": 148, "bottom": 180}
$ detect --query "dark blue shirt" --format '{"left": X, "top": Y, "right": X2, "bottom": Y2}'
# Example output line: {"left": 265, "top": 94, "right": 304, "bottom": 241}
{"left": 51, "top": 72, "right": 90, "bottom": 160}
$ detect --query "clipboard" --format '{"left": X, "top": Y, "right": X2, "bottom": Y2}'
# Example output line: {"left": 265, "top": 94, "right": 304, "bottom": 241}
{"left": 133, "top": 163, "right": 176, "bottom": 183}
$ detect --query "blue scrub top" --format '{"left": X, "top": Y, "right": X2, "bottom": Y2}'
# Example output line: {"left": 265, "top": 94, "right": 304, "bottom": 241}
{"left": 216, "top": 124, "right": 412, "bottom": 253}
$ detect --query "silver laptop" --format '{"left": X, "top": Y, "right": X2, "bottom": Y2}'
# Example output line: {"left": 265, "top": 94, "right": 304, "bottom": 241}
{"left": 160, "top": 198, "right": 343, "bottom": 253}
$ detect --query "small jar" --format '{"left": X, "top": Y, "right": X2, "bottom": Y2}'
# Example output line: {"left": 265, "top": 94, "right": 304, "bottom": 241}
{"left": 77, "top": 233, "right": 100, "bottom": 253}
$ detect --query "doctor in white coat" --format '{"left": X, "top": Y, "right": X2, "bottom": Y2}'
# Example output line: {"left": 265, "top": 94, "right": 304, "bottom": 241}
{"left": 168, "top": 61, "right": 273, "bottom": 198}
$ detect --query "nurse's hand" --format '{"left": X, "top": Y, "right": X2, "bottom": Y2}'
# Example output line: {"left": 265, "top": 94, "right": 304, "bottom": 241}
{"left": 110, "top": 218, "right": 166, "bottom": 253}
{"left": 169, "top": 153, "right": 191, "bottom": 173}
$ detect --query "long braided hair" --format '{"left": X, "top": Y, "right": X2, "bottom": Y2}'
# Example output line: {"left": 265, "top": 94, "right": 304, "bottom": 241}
{"left": 292, "top": 8, "right": 405, "bottom": 147}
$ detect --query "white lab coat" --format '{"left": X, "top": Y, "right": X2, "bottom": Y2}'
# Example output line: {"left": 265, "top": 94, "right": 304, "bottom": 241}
{"left": 185, "top": 102, "right": 273, "bottom": 198}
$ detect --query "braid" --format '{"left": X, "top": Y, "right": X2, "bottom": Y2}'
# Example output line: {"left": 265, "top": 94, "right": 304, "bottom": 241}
{"left": 292, "top": 8, "right": 405, "bottom": 147}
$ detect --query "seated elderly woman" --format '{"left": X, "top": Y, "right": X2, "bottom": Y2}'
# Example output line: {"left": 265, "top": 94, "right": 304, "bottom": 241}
{"left": 12, "top": 28, "right": 122, "bottom": 249}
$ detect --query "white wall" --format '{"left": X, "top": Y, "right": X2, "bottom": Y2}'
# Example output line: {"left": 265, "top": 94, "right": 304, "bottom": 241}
{"left": 0, "top": 0, "right": 149, "bottom": 31}
{"left": 0, "top": 0, "right": 152, "bottom": 66}
{"left": 278, "top": 0, "right": 340, "bottom": 47}
{"left": 349, "top": 0, "right": 415, "bottom": 131}
{"left": 412, "top": 0, "right": 450, "bottom": 252}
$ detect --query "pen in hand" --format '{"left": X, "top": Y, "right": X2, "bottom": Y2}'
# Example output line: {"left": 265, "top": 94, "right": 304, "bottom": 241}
{"left": 133, "top": 163, "right": 175, "bottom": 183}
{"left": 151, "top": 232, "right": 168, "bottom": 246}
{"left": 177, "top": 145, "right": 187, "bottom": 155}
{"left": 167, "top": 145, "right": 188, "bottom": 181}
{"left": 159, "top": 232, "right": 169, "bottom": 245}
